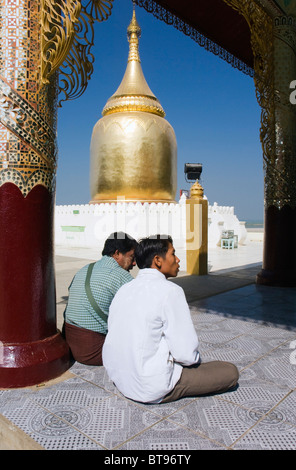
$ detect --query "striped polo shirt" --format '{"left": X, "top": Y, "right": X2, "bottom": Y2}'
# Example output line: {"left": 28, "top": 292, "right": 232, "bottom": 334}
{"left": 64, "top": 255, "right": 133, "bottom": 334}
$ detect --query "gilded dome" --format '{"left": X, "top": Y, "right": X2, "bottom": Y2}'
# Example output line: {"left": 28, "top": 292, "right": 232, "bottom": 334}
{"left": 90, "top": 7, "right": 177, "bottom": 203}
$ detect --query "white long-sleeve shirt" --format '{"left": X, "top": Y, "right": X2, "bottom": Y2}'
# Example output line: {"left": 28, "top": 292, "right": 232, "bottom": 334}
{"left": 102, "top": 268, "right": 200, "bottom": 403}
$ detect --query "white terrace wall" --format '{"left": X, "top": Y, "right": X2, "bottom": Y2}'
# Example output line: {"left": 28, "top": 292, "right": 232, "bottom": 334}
{"left": 54, "top": 197, "right": 247, "bottom": 271}
{"left": 54, "top": 199, "right": 188, "bottom": 268}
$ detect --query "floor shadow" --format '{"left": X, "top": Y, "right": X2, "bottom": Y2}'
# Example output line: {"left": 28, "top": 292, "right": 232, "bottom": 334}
{"left": 192, "top": 283, "right": 296, "bottom": 332}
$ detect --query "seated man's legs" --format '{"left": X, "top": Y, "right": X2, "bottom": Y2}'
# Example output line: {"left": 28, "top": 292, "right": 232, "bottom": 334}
{"left": 161, "top": 361, "right": 239, "bottom": 403}
{"left": 65, "top": 322, "right": 105, "bottom": 366}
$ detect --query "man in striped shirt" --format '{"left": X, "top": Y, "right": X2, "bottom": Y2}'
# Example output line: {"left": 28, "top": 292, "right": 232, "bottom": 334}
{"left": 63, "top": 232, "right": 137, "bottom": 365}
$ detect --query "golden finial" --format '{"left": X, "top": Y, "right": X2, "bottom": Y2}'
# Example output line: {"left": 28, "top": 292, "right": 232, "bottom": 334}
{"left": 127, "top": 3, "right": 141, "bottom": 62}
{"left": 190, "top": 180, "right": 204, "bottom": 199}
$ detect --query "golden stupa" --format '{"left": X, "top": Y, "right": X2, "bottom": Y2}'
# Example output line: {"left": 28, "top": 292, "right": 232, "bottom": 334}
{"left": 90, "top": 7, "right": 177, "bottom": 203}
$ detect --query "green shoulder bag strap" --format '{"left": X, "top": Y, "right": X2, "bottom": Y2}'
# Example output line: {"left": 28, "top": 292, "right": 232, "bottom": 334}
{"left": 85, "top": 262, "right": 108, "bottom": 324}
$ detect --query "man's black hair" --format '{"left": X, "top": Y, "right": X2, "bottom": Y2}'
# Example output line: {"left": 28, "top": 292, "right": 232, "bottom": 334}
{"left": 102, "top": 232, "right": 138, "bottom": 256}
{"left": 135, "top": 235, "right": 173, "bottom": 269}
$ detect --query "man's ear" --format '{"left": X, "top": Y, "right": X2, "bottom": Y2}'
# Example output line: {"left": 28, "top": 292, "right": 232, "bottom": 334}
{"left": 113, "top": 250, "right": 120, "bottom": 260}
{"left": 152, "top": 255, "right": 162, "bottom": 270}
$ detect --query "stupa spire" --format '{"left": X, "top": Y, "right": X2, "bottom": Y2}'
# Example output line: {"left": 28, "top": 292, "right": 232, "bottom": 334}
{"left": 127, "top": 4, "right": 141, "bottom": 62}
{"left": 102, "top": 6, "right": 165, "bottom": 117}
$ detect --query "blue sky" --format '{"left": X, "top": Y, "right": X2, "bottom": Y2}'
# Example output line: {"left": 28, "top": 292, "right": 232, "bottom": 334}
{"left": 56, "top": 0, "right": 264, "bottom": 222}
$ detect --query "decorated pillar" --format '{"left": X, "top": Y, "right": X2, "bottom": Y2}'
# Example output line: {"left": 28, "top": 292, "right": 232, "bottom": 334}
{"left": 256, "top": 16, "right": 296, "bottom": 286}
{"left": 186, "top": 181, "right": 208, "bottom": 275}
{"left": 0, "top": 0, "right": 113, "bottom": 387}
{"left": 223, "top": 0, "right": 296, "bottom": 286}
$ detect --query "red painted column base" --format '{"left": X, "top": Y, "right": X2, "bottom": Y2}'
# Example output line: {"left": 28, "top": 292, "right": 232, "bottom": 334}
{"left": 0, "top": 183, "right": 71, "bottom": 387}
{"left": 0, "top": 333, "right": 70, "bottom": 388}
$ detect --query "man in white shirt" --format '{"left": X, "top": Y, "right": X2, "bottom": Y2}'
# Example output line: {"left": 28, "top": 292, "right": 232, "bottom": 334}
{"left": 102, "top": 235, "right": 239, "bottom": 404}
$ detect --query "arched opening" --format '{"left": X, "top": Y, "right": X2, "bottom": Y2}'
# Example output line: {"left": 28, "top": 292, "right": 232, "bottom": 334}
{"left": 56, "top": 0, "right": 263, "bottom": 263}
{"left": 57, "top": 0, "right": 296, "bottom": 287}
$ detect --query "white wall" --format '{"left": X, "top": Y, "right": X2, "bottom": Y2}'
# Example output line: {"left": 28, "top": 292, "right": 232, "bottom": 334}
{"left": 54, "top": 197, "right": 247, "bottom": 271}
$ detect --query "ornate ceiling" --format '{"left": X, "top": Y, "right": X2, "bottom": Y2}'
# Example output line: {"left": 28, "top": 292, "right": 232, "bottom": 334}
{"left": 134, "top": 0, "right": 290, "bottom": 76}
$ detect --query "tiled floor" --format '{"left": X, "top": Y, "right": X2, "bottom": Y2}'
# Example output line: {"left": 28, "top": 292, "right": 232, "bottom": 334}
{"left": 1, "top": 283, "right": 295, "bottom": 450}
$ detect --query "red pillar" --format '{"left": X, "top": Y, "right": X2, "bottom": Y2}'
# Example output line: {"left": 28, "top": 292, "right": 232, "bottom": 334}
{"left": 0, "top": 0, "right": 70, "bottom": 387}
{"left": 0, "top": 184, "right": 70, "bottom": 387}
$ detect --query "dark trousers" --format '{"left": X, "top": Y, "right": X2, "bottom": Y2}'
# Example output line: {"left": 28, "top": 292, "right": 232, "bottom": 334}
{"left": 64, "top": 322, "right": 106, "bottom": 366}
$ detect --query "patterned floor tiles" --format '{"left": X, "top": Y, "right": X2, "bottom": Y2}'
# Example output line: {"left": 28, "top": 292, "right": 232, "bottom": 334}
{"left": 116, "top": 419, "right": 225, "bottom": 450}
{"left": 232, "top": 391, "right": 296, "bottom": 450}
{"left": 0, "top": 284, "right": 295, "bottom": 450}
{"left": 0, "top": 387, "right": 104, "bottom": 450}
{"left": 247, "top": 344, "right": 296, "bottom": 389}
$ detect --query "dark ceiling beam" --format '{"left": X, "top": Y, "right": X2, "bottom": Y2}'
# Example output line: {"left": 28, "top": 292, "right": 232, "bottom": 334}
{"left": 134, "top": 0, "right": 265, "bottom": 76}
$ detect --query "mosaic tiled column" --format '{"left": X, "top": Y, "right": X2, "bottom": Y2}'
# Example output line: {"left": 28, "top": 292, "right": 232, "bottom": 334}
{"left": 0, "top": 0, "right": 70, "bottom": 387}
